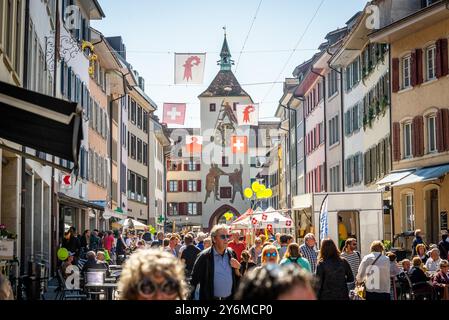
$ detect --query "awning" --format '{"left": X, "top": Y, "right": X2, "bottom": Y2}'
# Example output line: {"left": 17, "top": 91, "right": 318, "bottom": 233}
{"left": 376, "top": 169, "right": 416, "bottom": 186}
{"left": 392, "top": 164, "right": 449, "bottom": 187}
{"left": 0, "top": 81, "right": 83, "bottom": 168}
{"left": 58, "top": 193, "right": 104, "bottom": 211}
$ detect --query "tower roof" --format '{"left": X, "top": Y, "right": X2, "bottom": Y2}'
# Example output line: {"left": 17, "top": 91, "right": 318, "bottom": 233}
{"left": 199, "top": 33, "right": 252, "bottom": 100}
{"left": 220, "top": 35, "right": 231, "bottom": 59}
{"left": 198, "top": 70, "right": 251, "bottom": 98}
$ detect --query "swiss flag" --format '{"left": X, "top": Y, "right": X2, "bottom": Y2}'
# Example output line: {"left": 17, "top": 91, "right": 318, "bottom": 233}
{"left": 231, "top": 136, "right": 248, "bottom": 154}
{"left": 163, "top": 103, "right": 186, "bottom": 125}
{"left": 262, "top": 214, "right": 268, "bottom": 221}
{"left": 252, "top": 218, "right": 258, "bottom": 225}
{"left": 286, "top": 220, "right": 292, "bottom": 227}
{"left": 267, "top": 224, "right": 273, "bottom": 232}
{"left": 185, "top": 135, "right": 202, "bottom": 154}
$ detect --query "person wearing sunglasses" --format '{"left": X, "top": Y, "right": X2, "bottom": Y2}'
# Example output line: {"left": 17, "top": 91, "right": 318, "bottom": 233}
{"left": 260, "top": 245, "right": 280, "bottom": 266}
{"left": 235, "top": 263, "right": 316, "bottom": 300}
{"left": 190, "top": 224, "right": 241, "bottom": 300}
{"left": 118, "top": 249, "right": 188, "bottom": 300}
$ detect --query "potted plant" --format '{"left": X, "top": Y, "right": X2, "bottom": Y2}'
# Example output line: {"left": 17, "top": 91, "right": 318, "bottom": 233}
{"left": 0, "top": 224, "right": 17, "bottom": 240}
{"left": 363, "top": 115, "right": 368, "bottom": 131}
{"left": 380, "top": 95, "right": 389, "bottom": 116}
{"left": 383, "top": 240, "right": 392, "bottom": 252}
{"left": 368, "top": 107, "right": 375, "bottom": 128}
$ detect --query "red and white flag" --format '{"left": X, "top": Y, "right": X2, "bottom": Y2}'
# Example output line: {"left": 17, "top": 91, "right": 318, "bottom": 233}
{"left": 175, "top": 53, "right": 206, "bottom": 84}
{"left": 236, "top": 103, "right": 259, "bottom": 126}
{"left": 163, "top": 103, "right": 186, "bottom": 125}
{"left": 185, "top": 135, "right": 203, "bottom": 154}
{"left": 231, "top": 136, "right": 248, "bottom": 154}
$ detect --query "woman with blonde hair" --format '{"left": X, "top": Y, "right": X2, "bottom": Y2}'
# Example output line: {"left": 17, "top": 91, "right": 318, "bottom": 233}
{"left": 260, "top": 245, "right": 279, "bottom": 266}
{"left": 118, "top": 249, "right": 188, "bottom": 300}
{"left": 280, "top": 243, "right": 311, "bottom": 272}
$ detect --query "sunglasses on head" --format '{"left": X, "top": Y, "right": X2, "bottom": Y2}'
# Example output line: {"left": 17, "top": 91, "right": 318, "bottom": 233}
{"left": 137, "top": 277, "right": 180, "bottom": 297}
{"left": 265, "top": 252, "right": 277, "bottom": 258}
{"left": 218, "top": 234, "right": 231, "bottom": 240}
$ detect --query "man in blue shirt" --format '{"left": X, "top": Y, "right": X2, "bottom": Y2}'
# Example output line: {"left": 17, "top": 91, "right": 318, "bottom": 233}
{"left": 190, "top": 225, "right": 241, "bottom": 300}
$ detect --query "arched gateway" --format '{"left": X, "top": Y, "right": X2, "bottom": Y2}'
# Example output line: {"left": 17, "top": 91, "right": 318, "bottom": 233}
{"left": 206, "top": 205, "right": 240, "bottom": 232}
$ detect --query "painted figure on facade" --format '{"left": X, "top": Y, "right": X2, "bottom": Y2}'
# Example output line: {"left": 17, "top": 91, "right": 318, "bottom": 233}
{"left": 227, "top": 162, "right": 244, "bottom": 203}
{"left": 204, "top": 163, "right": 226, "bottom": 204}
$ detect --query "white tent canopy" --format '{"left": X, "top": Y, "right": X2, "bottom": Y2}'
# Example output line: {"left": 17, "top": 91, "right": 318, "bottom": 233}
{"left": 117, "top": 218, "right": 147, "bottom": 230}
{"left": 232, "top": 207, "right": 293, "bottom": 229}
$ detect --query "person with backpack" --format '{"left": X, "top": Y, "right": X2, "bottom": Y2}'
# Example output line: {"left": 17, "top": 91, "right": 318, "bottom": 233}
{"left": 341, "top": 238, "right": 361, "bottom": 290}
{"left": 356, "top": 241, "right": 391, "bottom": 300}
{"left": 280, "top": 243, "right": 311, "bottom": 272}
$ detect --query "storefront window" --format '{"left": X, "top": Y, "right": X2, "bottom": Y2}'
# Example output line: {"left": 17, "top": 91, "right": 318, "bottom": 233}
{"left": 404, "top": 193, "right": 415, "bottom": 231}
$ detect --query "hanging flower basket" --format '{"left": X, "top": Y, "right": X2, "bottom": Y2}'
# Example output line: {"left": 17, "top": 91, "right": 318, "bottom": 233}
{"left": 0, "top": 224, "right": 17, "bottom": 240}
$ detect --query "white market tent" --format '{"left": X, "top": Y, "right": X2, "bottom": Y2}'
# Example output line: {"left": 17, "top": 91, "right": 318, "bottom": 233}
{"left": 231, "top": 207, "right": 293, "bottom": 229}
{"left": 117, "top": 218, "right": 147, "bottom": 230}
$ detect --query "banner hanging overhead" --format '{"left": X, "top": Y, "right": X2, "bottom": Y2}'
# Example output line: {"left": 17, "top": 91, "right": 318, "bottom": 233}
{"left": 162, "top": 103, "right": 186, "bottom": 125}
{"left": 175, "top": 53, "right": 206, "bottom": 84}
{"left": 236, "top": 103, "right": 259, "bottom": 126}
{"left": 185, "top": 135, "right": 203, "bottom": 154}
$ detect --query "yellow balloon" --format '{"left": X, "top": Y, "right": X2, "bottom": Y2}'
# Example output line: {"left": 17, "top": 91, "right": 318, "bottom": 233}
{"left": 265, "top": 189, "right": 273, "bottom": 198}
{"left": 252, "top": 181, "right": 261, "bottom": 193}
{"left": 259, "top": 185, "right": 266, "bottom": 192}
{"left": 244, "top": 188, "right": 253, "bottom": 199}
{"left": 256, "top": 191, "right": 264, "bottom": 199}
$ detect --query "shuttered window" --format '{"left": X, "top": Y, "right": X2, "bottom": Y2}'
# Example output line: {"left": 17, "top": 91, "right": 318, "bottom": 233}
{"left": 402, "top": 55, "right": 411, "bottom": 89}
{"left": 403, "top": 123, "right": 413, "bottom": 159}
{"left": 426, "top": 45, "right": 437, "bottom": 81}
{"left": 427, "top": 115, "right": 437, "bottom": 153}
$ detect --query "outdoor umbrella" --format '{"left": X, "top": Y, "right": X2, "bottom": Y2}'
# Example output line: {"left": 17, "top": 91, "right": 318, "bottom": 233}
{"left": 117, "top": 218, "right": 147, "bottom": 230}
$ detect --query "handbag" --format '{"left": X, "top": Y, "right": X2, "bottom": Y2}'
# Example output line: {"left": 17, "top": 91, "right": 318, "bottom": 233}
{"left": 353, "top": 253, "right": 382, "bottom": 300}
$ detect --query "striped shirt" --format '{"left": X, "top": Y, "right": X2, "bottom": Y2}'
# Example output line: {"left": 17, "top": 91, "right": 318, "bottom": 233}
{"left": 341, "top": 251, "right": 361, "bottom": 280}
{"left": 299, "top": 244, "right": 317, "bottom": 274}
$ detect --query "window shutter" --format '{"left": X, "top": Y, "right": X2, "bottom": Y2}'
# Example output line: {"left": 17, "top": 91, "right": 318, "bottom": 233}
{"left": 441, "top": 39, "right": 449, "bottom": 77}
{"left": 197, "top": 180, "right": 202, "bottom": 192}
{"left": 166, "top": 182, "right": 170, "bottom": 192}
{"left": 317, "top": 166, "right": 321, "bottom": 192}
{"left": 183, "top": 180, "right": 188, "bottom": 192}
{"left": 393, "top": 122, "right": 401, "bottom": 161}
{"left": 184, "top": 164, "right": 188, "bottom": 171}
{"left": 179, "top": 203, "right": 186, "bottom": 215}
{"left": 412, "top": 117, "right": 418, "bottom": 157}
{"left": 196, "top": 163, "right": 201, "bottom": 171}
{"left": 178, "top": 163, "right": 182, "bottom": 171}
{"left": 411, "top": 51, "right": 417, "bottom": 87}
{"left": 358, "top": 154, "right": 363, "bottom": 184}
{"left": 178, "top": 180, "right": 183, "bottom": 192}
{"left": 415, "top": 116, "right": 424, "bottom": 157}
{"left": 442, "top": 108, "right": 449, "bottom": 151}
{"left": 416, "top": 49, "right": 424, "bottom": 85}
{"left": 436, "top": 109, "right": 445, "bottom": 152}
{"left": 436, "top": 39, "right": 443, "bottom": 78}
{"left": 392, "top": 58, "right": 400, "bottom": 93}
{"left": 197, "top": 203, "right": 202, "bottom": 215}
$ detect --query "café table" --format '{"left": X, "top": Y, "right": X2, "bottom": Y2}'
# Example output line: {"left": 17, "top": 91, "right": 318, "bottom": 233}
{"left": 85, "top": 283, "right": 118, "bottom": 300}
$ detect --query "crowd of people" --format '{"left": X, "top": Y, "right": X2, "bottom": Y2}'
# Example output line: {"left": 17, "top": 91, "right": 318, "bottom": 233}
{"left": 111, "top": 226, "right": 448, "bottom": 300}
{"left": 2, "top": 224, "right": 448, "bottom": 301}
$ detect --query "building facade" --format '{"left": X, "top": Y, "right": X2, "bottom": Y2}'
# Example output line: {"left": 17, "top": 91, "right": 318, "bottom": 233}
{"left": 372, "top": 0, "right": 449, "bottom": 245}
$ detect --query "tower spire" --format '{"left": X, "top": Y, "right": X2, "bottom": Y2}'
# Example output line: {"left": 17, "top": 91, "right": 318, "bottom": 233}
{"left": 218, "top": 27, "right": 234, "bottom": 71}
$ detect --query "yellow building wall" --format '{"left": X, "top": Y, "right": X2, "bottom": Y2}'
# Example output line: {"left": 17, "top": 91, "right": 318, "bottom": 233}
{"left": 391, "top": 18, "right": 449, "bottom": 171}
{"left": 393, "top": 178, "right": 449, "bottom": 245}
{"left": 88, "top": 79, "right": 108, "bottom": 200}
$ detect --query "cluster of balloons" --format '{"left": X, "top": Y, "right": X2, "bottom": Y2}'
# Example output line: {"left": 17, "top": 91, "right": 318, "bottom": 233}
{"left": 224, "top": 212, "right": 234, "bottom": 221}
{"left": 244, "top": 181, "right": 273, "bottom": 200}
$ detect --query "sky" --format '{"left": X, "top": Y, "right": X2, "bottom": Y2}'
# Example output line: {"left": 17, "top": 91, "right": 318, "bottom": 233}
{"left": 92, "top": 0, "right": 365, "bottom": 128}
